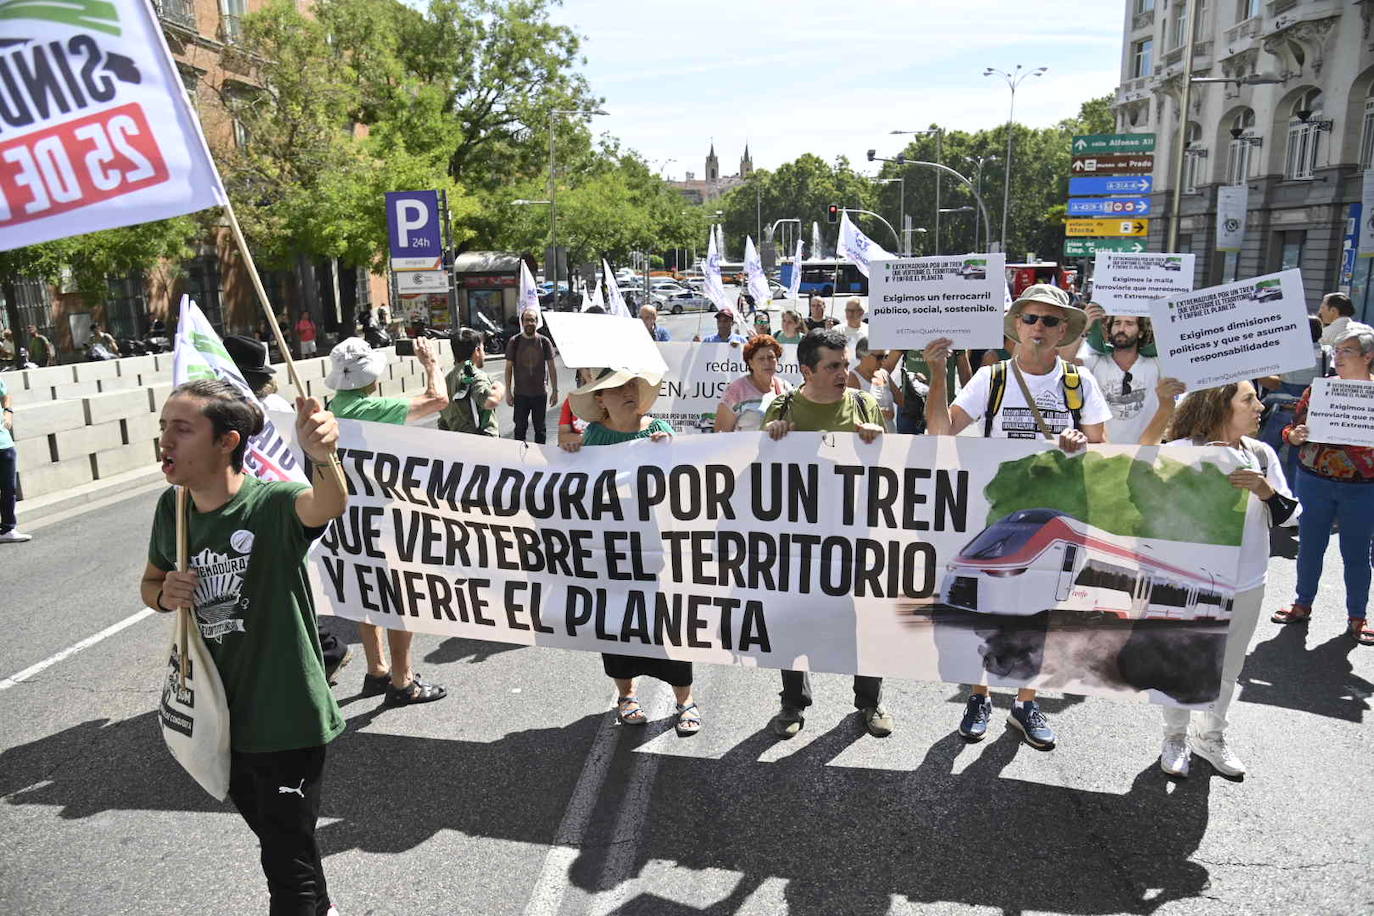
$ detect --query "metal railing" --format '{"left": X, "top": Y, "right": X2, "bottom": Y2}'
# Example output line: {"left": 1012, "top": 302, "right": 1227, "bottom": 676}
{"left": 153, "top": 0, "right": 196, "bottom": 32}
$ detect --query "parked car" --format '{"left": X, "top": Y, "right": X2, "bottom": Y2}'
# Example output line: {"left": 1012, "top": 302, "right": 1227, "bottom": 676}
{"left": 661, "top": 291, "right": 716, "bottom": 314}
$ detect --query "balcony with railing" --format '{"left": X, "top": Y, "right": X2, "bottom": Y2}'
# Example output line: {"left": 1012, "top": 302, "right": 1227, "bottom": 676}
{"left": 153, "top": 0, "right": 197, "bottom": 33}
{"left": 221, "top": 13, "right": 244, "bottom": 44}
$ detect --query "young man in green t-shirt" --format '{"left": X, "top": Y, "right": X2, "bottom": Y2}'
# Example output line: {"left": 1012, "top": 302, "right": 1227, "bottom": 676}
{"left": 141, "top": 378, "right": 347, "bottom": 915}
{"left": 324, "top": 336, "right": 451, "bottom": 706}
{"left": 761, "top": 328, "right": 893, "bottom": 740}
{"left": 439, "top": 328, "right": 504, "bottom": 436}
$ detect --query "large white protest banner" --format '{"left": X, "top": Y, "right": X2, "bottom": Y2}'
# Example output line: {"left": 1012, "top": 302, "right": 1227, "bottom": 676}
{"left": 1091, "top": 252, "right": 1195, "bottom": 317}
{"left": 1150, "top": 270, "right": 1312, "bottom": 390}
{"left": 837, "top": 212, "right": 892, "bottom": 278}
{"left": 867, "top": 254, "right": 1005, "bottom": 349}
{"left": 172, "top": 296, "right": 309, "bottom": 484}
{"left": 299, "top": 422, "right": 1257, "bottom": 708}
{"left": 652, "top": 341, "right": 802, "bottom": 434}
{"left": 0, "top": 0, "right": 228, "bottom": 251}
{"left": 1216, "top": 186, "right": 1248, "bottom": 253}
{"left": 1306, "top": 378, "right": 1374, "bottom": 448}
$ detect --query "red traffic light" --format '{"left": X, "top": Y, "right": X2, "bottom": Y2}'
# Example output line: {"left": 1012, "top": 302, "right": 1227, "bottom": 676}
{"left": 827, "top": 204, "right": 839, "bottom": 223}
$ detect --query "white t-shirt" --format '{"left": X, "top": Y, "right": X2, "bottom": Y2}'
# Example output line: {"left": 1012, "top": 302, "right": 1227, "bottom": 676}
{"left": 842, "top": 321, "right": 869, "bottom": 367}
{"left": 1163, "top": 436, "right": 1297, "bottom": 591}
{"left": 849, "top": 369, "right": 893, "bottom": 427}
{"left": 953, "top": 360, "right": 1112, "bottom": 439}
{"left": 1081, "top": 352, "right": 1160, "bottom": 445}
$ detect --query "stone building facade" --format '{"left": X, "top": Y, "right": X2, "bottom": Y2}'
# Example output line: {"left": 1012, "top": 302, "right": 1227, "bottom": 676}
{"left": 1113, "top": 0, "right": 1374, "bottom": 322}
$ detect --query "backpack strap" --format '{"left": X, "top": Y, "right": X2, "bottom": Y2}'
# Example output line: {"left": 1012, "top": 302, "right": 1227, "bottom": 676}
{"left": 849, "top": 389, "right": 882, "bottom": 427}
{"left": 1060, "top": 359, "right": 1084, "bottom": 431}
{"left": 985, "top": 359, "right": 1008, "bottom": 438}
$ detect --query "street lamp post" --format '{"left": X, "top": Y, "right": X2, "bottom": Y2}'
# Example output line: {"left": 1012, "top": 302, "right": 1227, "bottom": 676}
{"left": 867, "top": 151, "right": 993, "bottom": 255}
{"left": 962, "top": 155, "right": 998, "bottom": 252}
{"left": 548, "top": 107, "right": 608, "bottom": 288}
{"left": 984, "top": 64, "right": 1047, "bottom": 254}
{"left": 890, "top": 128, "right": 942, "bottom": 254}
{"left": 870, "top": 177, "right": 906, "bottom": 254}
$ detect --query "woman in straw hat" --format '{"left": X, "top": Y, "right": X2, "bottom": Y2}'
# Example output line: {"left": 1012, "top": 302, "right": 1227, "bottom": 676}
{"left": 562, "top": 368, "right": 702, "bottom": 736}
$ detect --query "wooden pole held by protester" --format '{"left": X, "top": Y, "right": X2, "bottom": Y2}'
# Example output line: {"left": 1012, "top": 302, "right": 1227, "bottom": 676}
{"left": 219, "top": 202, "right": 348, "bottom": 495}
{"left": 175, "top": 485, "right": 190, "bottom": 690}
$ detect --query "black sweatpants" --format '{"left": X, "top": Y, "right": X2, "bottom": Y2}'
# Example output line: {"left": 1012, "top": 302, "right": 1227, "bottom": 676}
{"left": 512, "top": 393, "right": 548, "bottom": 443}
{"left": 228, "top": 745, "right": 331, "bottom": 916}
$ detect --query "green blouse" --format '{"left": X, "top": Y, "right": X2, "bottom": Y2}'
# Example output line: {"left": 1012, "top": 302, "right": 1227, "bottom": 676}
{"left": 581, "top": 418, "right": 674, "bottom": 447}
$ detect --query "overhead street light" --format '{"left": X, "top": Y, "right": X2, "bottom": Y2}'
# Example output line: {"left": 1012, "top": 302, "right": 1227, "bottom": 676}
{"left": 889, "top": 127, "right": 943, "bottom": 254}
{"left": 867, "top": 152, "right": 993, "bottom": 253}
{"left": 984, "top": 64, "right": 1047, "bottom": 254}
{"left": 869, "top": 176, "right": 907, "bottom": 254}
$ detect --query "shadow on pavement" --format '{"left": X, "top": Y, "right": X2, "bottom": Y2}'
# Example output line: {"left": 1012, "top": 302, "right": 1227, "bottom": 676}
{"left": 1, "top": 705, "right": 1215, "bottom": 914}
{"left": 422, "top": 636, "right": 522, "bottom": 666}
{"left": 1239, "top": 626, "right": 1371, "bottom": 723}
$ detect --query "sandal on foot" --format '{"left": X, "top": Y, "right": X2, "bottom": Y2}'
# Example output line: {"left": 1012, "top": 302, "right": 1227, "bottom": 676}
{"left": 1271, "top": 605, "right": 1312, "bottom": 625}
{"left": 616, "top": 696, "right": 647, "bottom": 726}
{"left": 674, "top": 703, "right": 702, "bottom": 737}
{"left": 384, "top": 673, "right": 447, "bottom": 706}
{"left": 1349, "top": 618, "right": 1374, "bottom": 646}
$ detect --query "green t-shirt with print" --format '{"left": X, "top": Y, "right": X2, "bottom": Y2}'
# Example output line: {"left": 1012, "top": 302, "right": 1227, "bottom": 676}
{"left": 147, "top": 475, "right": 344, "bottom": 753}
{"left": 762, "top": 388, "right": 881, "bottom": 433}
{"left": 0, "top": 377, "right": 13, "bottom": 450}
{"left": 327, "top": 387, "right": 409, "bottom": 424}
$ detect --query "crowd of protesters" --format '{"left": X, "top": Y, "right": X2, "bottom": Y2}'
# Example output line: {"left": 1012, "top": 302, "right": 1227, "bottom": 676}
{"left": 141, "top": 285, "right": 1373, "bottom": 914}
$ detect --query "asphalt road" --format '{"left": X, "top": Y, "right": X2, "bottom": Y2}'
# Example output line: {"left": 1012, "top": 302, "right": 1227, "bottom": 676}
{"left": 2, "top": 395, "right": 1371, "bottom": 915}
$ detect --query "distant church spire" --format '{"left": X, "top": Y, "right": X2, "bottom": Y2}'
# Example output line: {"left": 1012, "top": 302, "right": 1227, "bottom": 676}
{"left": 706, "top": 141, "right": 719, "bottom": 183}
{"left": 739, "top": 143, "right": 752, "bottom": 178}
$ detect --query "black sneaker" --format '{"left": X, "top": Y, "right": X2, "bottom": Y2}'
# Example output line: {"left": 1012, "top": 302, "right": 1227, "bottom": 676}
{"left": 325, "top": 646, "right": 354, "bottom": 687}
{"left": 768, "top": 706, "right": 805, "bottom": 739}
{"left": 384, "top": 673, "right": 448, "bottom": 707}
{"left": 958, "top": 694, "right": 992, "bottom": 741}
{"left": 360, "top": 671, "right": 391, "bottom": 697}
{"left": 1007, "top": 700, "right": 1056, "bottom": 750}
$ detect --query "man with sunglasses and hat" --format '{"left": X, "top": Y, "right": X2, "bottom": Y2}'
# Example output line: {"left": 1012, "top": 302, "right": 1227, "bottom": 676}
{"left": 923, "top": 284, "right": 1111, "bottom": 750}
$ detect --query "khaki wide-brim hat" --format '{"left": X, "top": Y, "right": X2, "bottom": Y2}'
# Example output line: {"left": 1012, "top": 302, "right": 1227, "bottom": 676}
{"left": 1004, "top": 283, "right": 1086, "bottom": 343}
{"left": 568, "top": 368, "right": 663, "bottom": 422}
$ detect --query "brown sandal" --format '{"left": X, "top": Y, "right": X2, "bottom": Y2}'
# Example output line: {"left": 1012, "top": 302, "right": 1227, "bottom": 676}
{"left": 1271, "top": 605, "right": 1312, "bottom": 625}
{"left": 1349, "top": 618, "right": 1374, "bottom": 646}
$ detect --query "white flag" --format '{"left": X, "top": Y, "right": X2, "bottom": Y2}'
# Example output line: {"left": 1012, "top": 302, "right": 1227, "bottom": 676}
{"left": 171, "top": 296, "right": 308, "bottom": 484}
{"left": 744, "top": 236, "right": 771, "bottom": 314}
{"left": 518, "top": 261, "right": 541, "bottom": 315}
{"left": 0, "top": 0, "right": 229, "bottom": 251}
{"left": 812, "top": 221, "right": 824, "bottom": 260}
{"left": 837, "top": 212, "right": 892, "bottom": 278}
{"left": 603, "top": 259, "right": 631, "bottom": 317}
{"left": 703, "top": 230, "right": 731, "bottom": 313}
{"left": 582, "top": 277, "right": 605, "bottom": 312}
{"left": 787, "top": 237, "right": 804, "bottom": 301}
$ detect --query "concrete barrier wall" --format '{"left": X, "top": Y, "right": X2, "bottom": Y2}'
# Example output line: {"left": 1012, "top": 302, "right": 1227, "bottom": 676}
{"left": 7, "top": 345, "right": 456, "bottom": 503}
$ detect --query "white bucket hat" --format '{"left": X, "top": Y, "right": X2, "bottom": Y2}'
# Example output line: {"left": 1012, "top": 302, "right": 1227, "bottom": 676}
{"left": 325, "top": 337, "right": 388, "bottom": 391}
{"left": 567, "top": 368, "right": 663, "bottom": 422}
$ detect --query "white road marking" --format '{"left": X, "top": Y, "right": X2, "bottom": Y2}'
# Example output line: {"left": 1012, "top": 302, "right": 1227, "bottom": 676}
{"left": 523, "top": 687, "right": 675, "bottom": 916}
{"left": 0, "top": 607, "right": 157, "bottom": 691}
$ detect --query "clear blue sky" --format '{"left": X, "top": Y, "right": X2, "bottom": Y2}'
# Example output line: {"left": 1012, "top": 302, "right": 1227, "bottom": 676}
{"left": 547, "top": 0, "right": 1126, "bottom": 179}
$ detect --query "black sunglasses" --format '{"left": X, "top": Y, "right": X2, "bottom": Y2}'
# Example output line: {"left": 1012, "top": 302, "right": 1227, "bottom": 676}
{"left": 1018, "top": 313, "right": 1064, "bottom": 328}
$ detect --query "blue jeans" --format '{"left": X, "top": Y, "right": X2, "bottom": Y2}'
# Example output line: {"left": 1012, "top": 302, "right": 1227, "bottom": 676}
{"left": 0, "top": 446, "right": 16, "bottom": 533}
{"left": 1294, "top": 469, "right": 1374, "bottom": 619}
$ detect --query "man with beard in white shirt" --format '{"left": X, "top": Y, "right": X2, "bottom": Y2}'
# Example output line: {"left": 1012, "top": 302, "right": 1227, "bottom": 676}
{"left": 1080, "top": 313, "right": 1160, "bottom": 445}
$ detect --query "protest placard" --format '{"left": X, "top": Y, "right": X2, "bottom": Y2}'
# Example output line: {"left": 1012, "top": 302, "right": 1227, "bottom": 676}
{"left": 1306, "top": 378, "right": 1374, "bottom": 447}
{"left": 295, "top": 420, "right": 1256, "bottom": 708}
{"left": 542, "top": 312, "right": 667, "bottom": 376}
{"left": 1149, "top": 269, "right": 1312, "bottom": 390}
{"left": 867, "top": 254, "right": 1006, "bottom": 349}
{"left": 652, "top": 342, "right": 803, "bottom": 433}
{"left": 1091, "top": 252, "right": 1195, "bottom": 317}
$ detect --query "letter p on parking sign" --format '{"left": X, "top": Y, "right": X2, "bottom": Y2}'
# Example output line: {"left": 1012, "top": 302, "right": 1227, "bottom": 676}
{"left": 386, "top": 190, "right": 442, "bottom": 269}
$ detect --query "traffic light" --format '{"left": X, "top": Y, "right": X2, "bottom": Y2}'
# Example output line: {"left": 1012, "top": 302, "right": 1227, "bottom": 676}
{"left": 827, "top": 204, "right": 839, "bottom": 223}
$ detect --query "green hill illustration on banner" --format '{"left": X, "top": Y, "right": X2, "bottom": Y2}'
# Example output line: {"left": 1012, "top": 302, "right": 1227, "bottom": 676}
{"left": 984, "top": 451, "right": 1248, "bottom": 547}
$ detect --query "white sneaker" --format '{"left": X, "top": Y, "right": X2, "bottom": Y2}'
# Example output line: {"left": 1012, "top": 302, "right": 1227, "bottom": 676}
{"left": 0, "top": 529, "right": 32, "bottom": 543}
{"left": 1159, "top": 734, "right": 1191, "bottom": 777}
{"left": 1193, "top": 732, "right": 1245, "bottom": 777}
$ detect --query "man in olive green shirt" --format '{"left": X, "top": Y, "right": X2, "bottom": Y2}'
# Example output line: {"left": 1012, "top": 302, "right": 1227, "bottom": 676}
{"left": 761, "top": 328, "right": 893, "bottom": 740}
{"left": 26, "top": 324, "right": 54, "bottom": 367}
{"left": 324, "top": 336, "right": 450, "bottom": 706}
{"left": 438, "top": 328, "right": 503, "bottom": 436}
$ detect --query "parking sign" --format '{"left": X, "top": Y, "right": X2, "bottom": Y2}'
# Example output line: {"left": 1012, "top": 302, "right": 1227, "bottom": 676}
{"left": 385, "top": 190, "right": 443, "bottom": 269}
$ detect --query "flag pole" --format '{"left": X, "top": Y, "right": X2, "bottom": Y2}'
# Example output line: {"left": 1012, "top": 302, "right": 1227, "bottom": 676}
{"left": 175, "top": 486, "right": 190, "bottom": 690}
{"left": 220, "top": 202, "right": 348, "bottom": 493}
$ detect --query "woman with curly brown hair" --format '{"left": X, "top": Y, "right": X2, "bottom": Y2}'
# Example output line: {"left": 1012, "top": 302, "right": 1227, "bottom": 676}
{"left": 1140, "top": 379, "right": 1299, "bottom": 778}
{"left": 713, "top": 334, "right": 793, "bottom": 432}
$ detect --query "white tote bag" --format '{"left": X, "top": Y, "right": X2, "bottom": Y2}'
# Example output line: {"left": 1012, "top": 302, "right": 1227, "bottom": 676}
{"left": 157, "top": 487, "right": 232, "bottom": 800}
